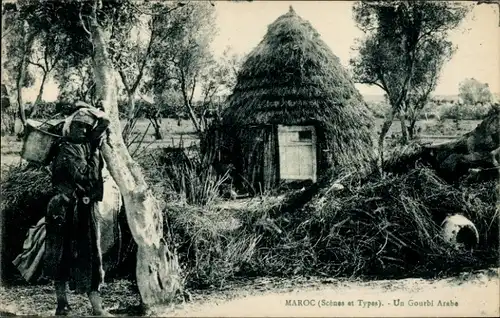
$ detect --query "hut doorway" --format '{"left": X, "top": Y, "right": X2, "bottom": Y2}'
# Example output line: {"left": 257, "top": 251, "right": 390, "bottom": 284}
{"left": 277, "top": 125, "right": 317, "bottom": 182}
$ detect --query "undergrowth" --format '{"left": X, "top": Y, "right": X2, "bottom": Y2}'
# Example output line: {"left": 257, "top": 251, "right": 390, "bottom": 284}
{"left": 2, "top": 146, "right": 498, "bottom": 290}
{"left": 162, "top": 165, "right": 499, "bottom": 288}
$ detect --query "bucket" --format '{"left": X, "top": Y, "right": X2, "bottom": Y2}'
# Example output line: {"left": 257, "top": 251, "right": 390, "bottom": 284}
{"left": 21, "top": 120, "right": 62, "bottom": 165}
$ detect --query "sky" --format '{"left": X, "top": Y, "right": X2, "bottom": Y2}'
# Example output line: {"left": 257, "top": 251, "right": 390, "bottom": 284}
{"left": 26, "top": 0, "right": 500, "bottom": 102}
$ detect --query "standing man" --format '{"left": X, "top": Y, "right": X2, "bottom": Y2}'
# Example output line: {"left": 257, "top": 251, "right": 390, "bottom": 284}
{"left": 44, "top": 103, "right": 112, "bottom": 316}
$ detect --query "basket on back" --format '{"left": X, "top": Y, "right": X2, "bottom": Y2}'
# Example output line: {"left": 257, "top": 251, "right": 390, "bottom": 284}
{"left": 21, "top": 119, "right": 63, "bottom": 166}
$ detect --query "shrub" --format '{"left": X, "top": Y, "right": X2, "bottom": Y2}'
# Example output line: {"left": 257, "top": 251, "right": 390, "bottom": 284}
{"left": 164, "top": 203, "right": 270, "bottom": 288}
{"left": 439, "top": 102, "right": 493, "bottom": 120}
{"left": 154, "top": 145, "right": 230, "bottom": 206}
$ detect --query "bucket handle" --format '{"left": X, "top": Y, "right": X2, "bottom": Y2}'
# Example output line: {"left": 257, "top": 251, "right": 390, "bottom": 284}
{"left": 25, "top": 112, "right": 66, "bottom": 140}
{"left": 26, "top": 123, "right": 66, "bottom": 139}
{"left": 35, "top": 112, "right": 63, "bottom": 129}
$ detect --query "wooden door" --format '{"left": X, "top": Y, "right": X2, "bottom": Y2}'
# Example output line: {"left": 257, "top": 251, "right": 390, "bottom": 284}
{"left": 277, "top": 125, "right": 317, "bottom": 182}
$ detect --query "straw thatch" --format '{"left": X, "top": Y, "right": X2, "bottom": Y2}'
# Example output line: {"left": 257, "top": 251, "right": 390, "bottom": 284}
{"left": 210, "top": 6, "right": 375, "bottom": 191}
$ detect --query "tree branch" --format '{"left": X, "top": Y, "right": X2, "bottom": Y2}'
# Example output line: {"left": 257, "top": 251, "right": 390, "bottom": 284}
{"left": 79, "top": 11, "right": 92, "bottom": 37}
{"left": 43, "top": 41, "right": 51, "bottom": 71}
{"left": 130, "top": 26, "right": 155, "bottom": 93}
{"left": 118, "top": 68, "right": 131, "bottom": 93}
{"left": 180, "top": 68, "right": 201, "bottom": 133}
{"left": 27, "top": 59, "right": 47, "bottom": 72}
{"left": 189, "top": 74, "right": 197, "bottom": 106}
{"left": 48, "top": 50, "right": 63, "bottom": 73}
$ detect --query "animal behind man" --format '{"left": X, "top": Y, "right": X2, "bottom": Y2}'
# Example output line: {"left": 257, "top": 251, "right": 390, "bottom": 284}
{"left": 44, "top": 102, "right": 113, "bottom": 316}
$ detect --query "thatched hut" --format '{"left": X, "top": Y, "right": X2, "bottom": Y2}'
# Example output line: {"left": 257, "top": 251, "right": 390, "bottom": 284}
{"left": 205, "top": 6, "right": 375, "bottom": 193}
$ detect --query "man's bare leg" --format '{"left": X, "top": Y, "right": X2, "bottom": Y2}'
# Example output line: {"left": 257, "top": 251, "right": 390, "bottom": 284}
{"left": 55, "top": 280, "right": 71, "bottom": 316}
{"left": 88, "top": 290, "right": 113, "bottom": 316}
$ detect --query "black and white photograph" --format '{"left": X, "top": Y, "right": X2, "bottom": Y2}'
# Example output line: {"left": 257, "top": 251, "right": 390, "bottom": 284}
{"left": 1, "top": 0, "right": 499, "bottom": 316}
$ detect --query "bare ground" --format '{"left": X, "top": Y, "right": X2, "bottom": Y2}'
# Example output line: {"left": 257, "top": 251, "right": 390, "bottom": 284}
{"left": 1, "top": 268, "right": 498, "bottom": 317}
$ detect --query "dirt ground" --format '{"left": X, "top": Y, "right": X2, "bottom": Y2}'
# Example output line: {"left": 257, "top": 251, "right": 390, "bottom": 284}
{"left": 1, "top": 268, "right": 498, "bottom": 317}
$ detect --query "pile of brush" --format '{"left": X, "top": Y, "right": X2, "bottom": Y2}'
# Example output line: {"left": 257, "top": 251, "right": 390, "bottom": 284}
{"left": 163, "top": 196, "right": 286, "bottom": 289}
{"left": 244, "top": 165, "right": 499, "bottom": 279}
{"left": 1, "top": 164, "right": 54, "bottom": 282}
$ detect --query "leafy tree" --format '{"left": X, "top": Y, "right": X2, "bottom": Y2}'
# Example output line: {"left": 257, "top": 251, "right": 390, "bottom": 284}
{"left": 148, "top": 2, "right": 217, "bottom": 135}
{"left": 54, "top": 58, "right": 97, "bottom": 105}
{"left": 350, "top": 1, "right": 469, "bottom": 161}
{"left": 2, "top": 2, "right": 38, "bottom": 130}
{"left": 458, "top": 78, "right": 494, "bottom": 106}
{"left": 25, "top": 26, "right": 67, "bottom": 117}
{"left": 199, "top": 47, "right": 242, "bottom": 126}
{"left": 111, "top": 1, "right": 186, "bottom": 141}
{"left": 405, "top": 39, "right": 455, "bottom": 139}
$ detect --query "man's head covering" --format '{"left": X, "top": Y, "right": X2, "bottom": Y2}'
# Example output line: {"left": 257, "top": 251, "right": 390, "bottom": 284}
{"left": 62, "top": 102, "right": 110, "bottom": 137}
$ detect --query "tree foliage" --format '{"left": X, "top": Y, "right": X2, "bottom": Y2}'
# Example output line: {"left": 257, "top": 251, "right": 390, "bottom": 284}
{"left": 54, "top": 57, "right": 97, "bottom": 105}
{"left": 147, "top": 2, "right": 217, "bottom": 134}
{"left": 459, "top": 78, "right": 494, "bottom": 105}
{"left": 350, "top": 1, "right": 469, "bottom": 155}
{"left": 404, "top": 38, "right": 455, "bottom": 139}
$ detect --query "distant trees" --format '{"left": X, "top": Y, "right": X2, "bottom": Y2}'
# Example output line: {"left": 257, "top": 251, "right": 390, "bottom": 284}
{"left": 54, "top": 58, "right": 96, "bottom": 106}
{"left": 459, "top": 78, "right": 494, "bottom": 105}
{"left": 197, "top": 48, "right": 242, "bottom": 129}
{"left": 350, "top": 1, "right": 469, "bottom": 162}
{"left": 110, "top": 1, "right": 188, "bottom": 141}
{"left": 146, "top": 2, "right": 217, "bottom": 135}
{"left": 2, "top": 2, "right": 37, "bottom": 131}
{"left": 1, "top": 84, "right": 15, "bottom": 135}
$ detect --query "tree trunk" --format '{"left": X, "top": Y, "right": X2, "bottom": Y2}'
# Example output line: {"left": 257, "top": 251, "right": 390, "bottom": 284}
{"left": 16, "top": 23, "right": 36, "bottom": 129}
{"left": 122, "top": 93, "right": 136, "bottom": 143}
{"left": 149, "top": 117, "right": 163, "bottom": 140}
{"left": 399, "top": 112, "right": 408, "bottom": 145}
{"left": 378, "top": 108, "right": 396, "bottom": 168}
{"left": 29, "top": 72, "right": 48, "bottom": 118}
{"left": 180, "top": 75, "right": 202, "bottom": 134}
{"left": 88, "top": 8, "right": 182, "bottom": 308}
{"left": 1, "top": 83, "right": 16, "bottom": 136}
{"left": 408, "top": 118, "right": 417, "bottom": 140}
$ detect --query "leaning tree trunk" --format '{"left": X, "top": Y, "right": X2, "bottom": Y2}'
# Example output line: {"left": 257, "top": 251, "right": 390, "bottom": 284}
{"left": 385, "top": 105, "right": 500, "bottom": 182}
{"left": 88, "top": 7, "right": 182, "bottom": 308}
{"left": 425, "top": 106, "right": 500, "bottom": 180}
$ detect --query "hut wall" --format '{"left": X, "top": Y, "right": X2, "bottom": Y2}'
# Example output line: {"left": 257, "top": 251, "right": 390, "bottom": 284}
{"left": 204, "top": 122, "right": 334, "bottom": 195}
{"left": 315, "top": 125, "right": 332, "bottom": 174}
{"left": 236, "top": 125, "right": 278, "bottom": 194}
{"left": 263, "top": 125, "right": 279, "bottom": 190}
{"left": 204, "top": 124, "right": 279, "bottom": 195}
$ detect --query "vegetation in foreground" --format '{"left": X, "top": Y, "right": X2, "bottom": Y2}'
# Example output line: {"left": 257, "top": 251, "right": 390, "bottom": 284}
{"left": 2, "top": 138, "right": 498, "bottom": 291}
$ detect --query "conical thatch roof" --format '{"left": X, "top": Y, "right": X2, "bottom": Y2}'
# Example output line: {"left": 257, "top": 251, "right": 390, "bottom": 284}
{"left": 222, "top": 6, "right": 375, "bottom": 170}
